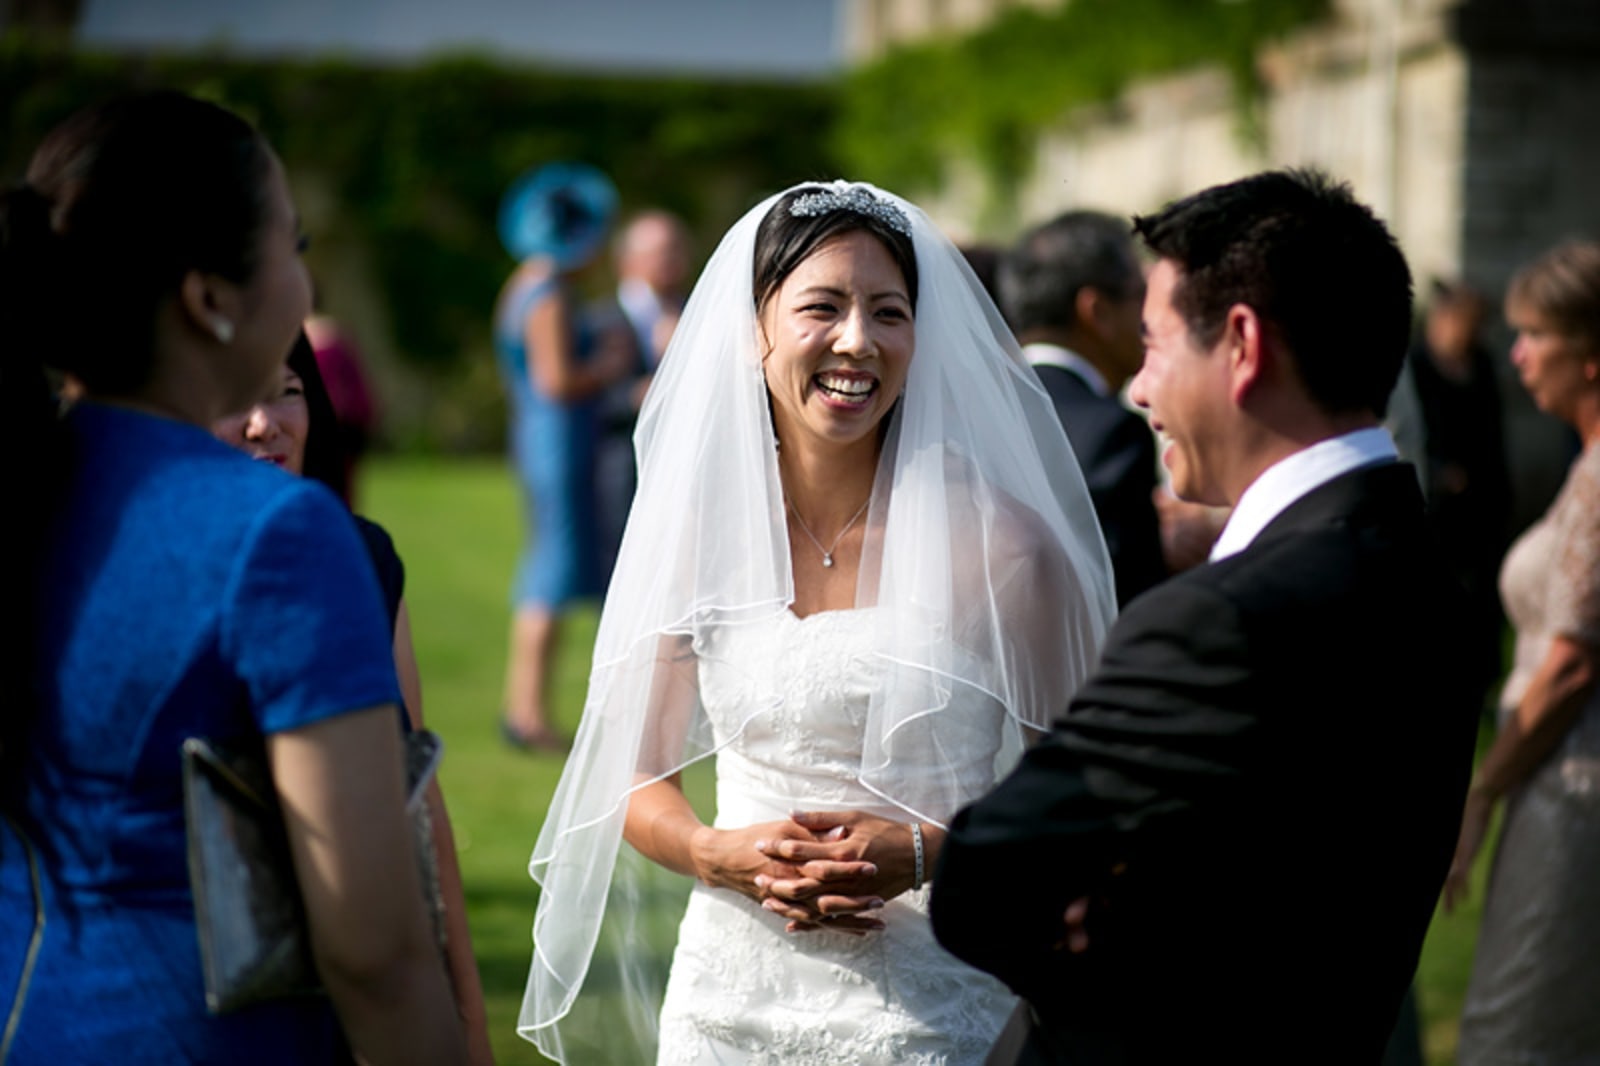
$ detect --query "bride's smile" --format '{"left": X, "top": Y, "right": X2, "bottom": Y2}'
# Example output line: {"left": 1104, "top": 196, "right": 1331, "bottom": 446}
{"left": 761, "top": 229, "right": 913, "bottom": 450}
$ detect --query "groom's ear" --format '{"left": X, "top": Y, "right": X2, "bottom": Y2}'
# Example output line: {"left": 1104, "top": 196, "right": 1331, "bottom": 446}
{"left": 1224, "top": 303, "right": 1268, "bottom": 407}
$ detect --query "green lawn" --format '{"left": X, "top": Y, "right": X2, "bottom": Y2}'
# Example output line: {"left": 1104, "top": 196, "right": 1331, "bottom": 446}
{"left": 362, "top": 455, "right": 1491, "bottom": 1066}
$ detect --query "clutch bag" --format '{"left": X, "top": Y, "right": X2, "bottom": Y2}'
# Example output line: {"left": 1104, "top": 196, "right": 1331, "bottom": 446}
{"left": 181, "top": 728, "right": 444, "bottom": 1014}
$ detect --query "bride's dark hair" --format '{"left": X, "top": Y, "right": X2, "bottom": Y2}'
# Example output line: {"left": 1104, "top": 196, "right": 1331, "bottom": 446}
{"left": 752, "top": 185, "right": 919, "bottom": 312}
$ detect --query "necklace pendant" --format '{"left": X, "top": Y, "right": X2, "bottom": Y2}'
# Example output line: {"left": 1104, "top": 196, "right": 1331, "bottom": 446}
{"left": 822, "top": 553, "right": 834, "bottom": 568}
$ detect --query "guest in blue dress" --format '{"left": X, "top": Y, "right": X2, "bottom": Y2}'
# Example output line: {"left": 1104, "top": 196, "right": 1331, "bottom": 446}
{"left": 0, "top": 92, "right": 467, "bottom": 1065}
{"left": 493, "top": 163, "right": 633, "bottom": 751}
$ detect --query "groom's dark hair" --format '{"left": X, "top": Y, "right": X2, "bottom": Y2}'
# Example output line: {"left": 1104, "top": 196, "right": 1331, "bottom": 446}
{"left": 1133, "top": 168, "right": 1413, "bottom": 418}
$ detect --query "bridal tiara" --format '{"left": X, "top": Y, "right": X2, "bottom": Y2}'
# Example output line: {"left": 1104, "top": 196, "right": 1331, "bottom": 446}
{"left": 789, "top": 181, "right": 912, "bottom": 237}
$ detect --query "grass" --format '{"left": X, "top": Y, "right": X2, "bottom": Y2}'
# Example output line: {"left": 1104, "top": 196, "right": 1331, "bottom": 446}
{"left": 363, "top": 456, "right": 587, "bottom": 1065}
{"left": 362, "top": 455, "right": 1493, "bottom": 1066}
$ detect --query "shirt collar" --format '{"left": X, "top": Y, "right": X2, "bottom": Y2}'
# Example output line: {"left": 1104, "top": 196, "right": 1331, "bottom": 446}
{"left": 1209, "top": 426, "right": 1399, "bottom": 562}
{"left": 1022, "top": 343, "right": 1111, "bottom": 398}
{"left": 618, "top": 278, "right": 663, "bottom": 325}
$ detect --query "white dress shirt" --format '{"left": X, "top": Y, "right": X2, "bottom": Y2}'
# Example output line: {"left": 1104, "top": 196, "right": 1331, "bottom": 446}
{"left": 618, "top": 278, "right": 667, "bottom": 368}
{"left": 1022, "top": 342, "right": 1111, "bottom": 398}
{"left": 1209, "top": 427, "right": 1399, "bottom": 562}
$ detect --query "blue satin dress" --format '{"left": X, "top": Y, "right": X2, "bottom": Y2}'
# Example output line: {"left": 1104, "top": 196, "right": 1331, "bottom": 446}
{"left": 1, "top": 405, "right": 400, "bottom": 1064}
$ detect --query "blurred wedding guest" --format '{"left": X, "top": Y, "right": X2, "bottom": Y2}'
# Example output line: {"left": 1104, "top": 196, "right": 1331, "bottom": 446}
{"left": 959, "top": 242, "right": 1004, "bottom": 307}
{"left": 1445, "top": 239, "right": 1600, "bottom": 1064}
{"left": 591, "top": 209, "right": 692, "bottom": 583}
{"left": 0, "top": 91, "right": 466, "bottom": 1064}
{"left": 934, "top": 170, "right": 1478, "bottom": 1064}
{"left": 615, "top": 209, "right": 693, "bottom": 368}
{"left": 1000, "top": 210, "right": 1166, "bottom": 604}
{"left": 517, "top": 180, "right": 1113, "bottom": 1063}
{"left": 1388, "top": 278, "right": 1511, "bottom": 710}
{"left": 493, "top": 162, "right": 632, "bottom": 752}
{"left": 304, "top": 301, "right": 378, "bottom": 507}
{"left": 213, "top": 332, "right": 492, "bottom": 1065}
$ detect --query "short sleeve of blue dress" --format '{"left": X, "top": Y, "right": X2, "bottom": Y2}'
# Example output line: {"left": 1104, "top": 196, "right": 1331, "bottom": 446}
{"left": 1, "top": 404, "right": 401, "bottom": 1065}
{"left": 222, "top": 485, "right": 401, "bottom": 734}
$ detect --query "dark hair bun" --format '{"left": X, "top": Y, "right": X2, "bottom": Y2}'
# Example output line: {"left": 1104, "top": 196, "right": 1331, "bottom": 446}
{"left": 0, "top": 182, "right": 65, "bottom": 365}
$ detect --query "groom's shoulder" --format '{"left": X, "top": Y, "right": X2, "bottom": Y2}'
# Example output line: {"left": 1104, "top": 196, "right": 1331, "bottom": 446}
{"left": 1112, "top": 495, "right": 1441, "bottom": 658}
{"left": 1203, "top": 465, "right": 1430, "bottom": 600}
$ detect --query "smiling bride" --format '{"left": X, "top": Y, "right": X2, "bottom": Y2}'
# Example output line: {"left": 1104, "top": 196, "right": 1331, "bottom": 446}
{"left": 517, "top": 180, "right": 1116, "bottom": 1065}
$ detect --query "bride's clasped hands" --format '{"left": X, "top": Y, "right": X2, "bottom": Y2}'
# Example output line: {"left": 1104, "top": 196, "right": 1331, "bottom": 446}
{"left": 753, "top": 810, "right": 939, "bottom": 933}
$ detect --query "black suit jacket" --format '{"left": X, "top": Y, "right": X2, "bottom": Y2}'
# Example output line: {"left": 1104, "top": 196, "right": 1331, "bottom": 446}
{"left": 585, "top": 299, "right": 652, "bottom": 586}
{"left": 932, "top": 461, "right": 1478, "bottom": 1064}
{"left": 1033, "top": 364, "right": 1165, "bottom": 606}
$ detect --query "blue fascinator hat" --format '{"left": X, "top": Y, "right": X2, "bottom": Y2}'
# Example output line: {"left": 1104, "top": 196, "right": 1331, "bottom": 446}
{"left": 498, "top": 162, "right": 619, "bottom": 270}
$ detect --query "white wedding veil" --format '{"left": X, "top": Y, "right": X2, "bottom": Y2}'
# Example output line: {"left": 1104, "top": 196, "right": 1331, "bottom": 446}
{"left": 518, "top": 181, "right": 1116, "bottom": 1062}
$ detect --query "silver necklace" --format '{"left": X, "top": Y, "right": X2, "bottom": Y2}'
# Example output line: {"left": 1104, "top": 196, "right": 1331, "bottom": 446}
{"left": 787, "top": 497, "right": 871, "bottom": 569}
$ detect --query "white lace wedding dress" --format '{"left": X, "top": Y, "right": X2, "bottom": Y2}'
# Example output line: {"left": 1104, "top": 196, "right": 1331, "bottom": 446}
{"left": 656, "top": 608, "right": 1018, "bottom": 1065}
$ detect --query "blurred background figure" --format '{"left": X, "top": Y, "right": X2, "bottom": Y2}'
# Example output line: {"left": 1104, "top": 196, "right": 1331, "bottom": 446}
{"left": 493, "top": 162, "right": 632, "bottom": 752}
{"left": 212, "top": 333, "right": 494, "bottom": 1063}
{"left": 1444, "top": 239, "right": 1600, "bottom": 1064}
{"left": 614, "top": 209, "right": 692, "bottom": 367}
{"left": 304, "top": 299, "right": 378, "bottom": 508}
{"left": 590, "top": 209, "right": 692, "bottom": 585}
{"left": 999, "top": 210, "right": 1167, "bottom": 605}
{"left": 1389, "top": 278, "right": 1511, "bottom": 713}
{"left": 958, "top": 242, "right": 1003, "bottom": 306}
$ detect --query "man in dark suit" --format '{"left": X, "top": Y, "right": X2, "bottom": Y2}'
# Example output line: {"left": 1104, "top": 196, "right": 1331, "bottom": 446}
{"left": 589, "top": 210, "right": 692, "bottom": 585}
{"left": 1001, "top": 212, "right": 1167, "bottom": 605}
{"left": 931, "top": 170, "right": 1479, "bottom": 1063}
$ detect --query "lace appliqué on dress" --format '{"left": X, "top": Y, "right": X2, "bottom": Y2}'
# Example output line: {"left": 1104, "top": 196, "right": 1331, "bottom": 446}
{"left": 657, "top": 610, "right": 1015, "bottom": 1066}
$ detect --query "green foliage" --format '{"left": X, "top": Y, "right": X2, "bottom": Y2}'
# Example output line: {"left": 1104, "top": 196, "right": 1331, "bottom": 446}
{"left": 837, "top": 0, "right": 1331, "bottom": 207}
{"left": 0, "top": 37, "right": 837, "bottom": 448}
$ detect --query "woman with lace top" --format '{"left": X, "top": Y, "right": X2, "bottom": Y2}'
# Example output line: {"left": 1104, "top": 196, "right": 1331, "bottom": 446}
{"left": 1444, "top": 240, "right": 1600, "bottom": 1063}
{"left": 516, "top": 181, "right": 1115, "bottom": 1064}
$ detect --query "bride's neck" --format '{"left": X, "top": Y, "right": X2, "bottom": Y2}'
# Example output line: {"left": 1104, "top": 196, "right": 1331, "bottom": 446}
{"left": 777, "top": 438, "right": 879, "bottom": 527}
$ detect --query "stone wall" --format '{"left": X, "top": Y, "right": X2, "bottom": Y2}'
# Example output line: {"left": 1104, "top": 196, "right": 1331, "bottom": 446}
{"left": 895, "top": 0, "right": 1597, "bottom": 527}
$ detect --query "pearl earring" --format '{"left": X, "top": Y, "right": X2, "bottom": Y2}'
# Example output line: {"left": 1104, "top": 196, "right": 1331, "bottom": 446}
{"left": 210, "top": 316, "right": 234, "bottom": 345}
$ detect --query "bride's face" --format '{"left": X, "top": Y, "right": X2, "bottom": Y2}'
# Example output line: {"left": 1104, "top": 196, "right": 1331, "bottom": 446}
{"left": 759, "top": 229, "right": 913, "bottom": 453}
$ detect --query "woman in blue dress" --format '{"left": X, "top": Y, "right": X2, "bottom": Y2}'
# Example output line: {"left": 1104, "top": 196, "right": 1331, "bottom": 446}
{"left": 493, "top": 163, "right": 633, "bottom": 751}
{"left": 1, "top": 92, "right": 467, "bottom": 1065}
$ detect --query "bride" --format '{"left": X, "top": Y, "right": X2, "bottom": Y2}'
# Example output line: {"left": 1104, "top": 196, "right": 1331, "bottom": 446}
{"left": 518, "top": 181, "right": 1116, "bottom": 1063}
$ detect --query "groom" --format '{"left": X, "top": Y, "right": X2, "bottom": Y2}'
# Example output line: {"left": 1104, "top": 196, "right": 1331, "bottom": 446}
{"left": 931, "top": 170, "right": 1479, "bottom": 1063}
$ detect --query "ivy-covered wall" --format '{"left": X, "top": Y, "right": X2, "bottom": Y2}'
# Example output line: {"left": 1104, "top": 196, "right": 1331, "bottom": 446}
{"left": 836, "top": 0, "right": 1331, "bottom": 215}
{"left": 0, "top": 38, "right": 839, "bottom": 448}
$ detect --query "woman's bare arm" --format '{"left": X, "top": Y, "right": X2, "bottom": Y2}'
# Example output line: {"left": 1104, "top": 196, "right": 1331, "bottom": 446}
{"left": 269, "top": 707, "right": 468, "bottom": 1066}
{"left": 1444, "top": 634, "right": 1598, "bottom": 910}
{"left": 1476, "top": 635, "right": 1598, "bottom": 797}
{"left": 393, "top": 601, "right": 494, "bottom": 1066}
{"left": 524, "top": 292, "right": 629, "bottom": 403}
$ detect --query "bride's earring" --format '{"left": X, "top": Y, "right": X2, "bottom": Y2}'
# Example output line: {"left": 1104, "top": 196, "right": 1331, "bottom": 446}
{"left": 209, "top": 316, "right": 234, "bottom": 344}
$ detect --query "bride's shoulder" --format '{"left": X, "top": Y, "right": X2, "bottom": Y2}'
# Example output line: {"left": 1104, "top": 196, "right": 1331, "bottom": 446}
{"left": 941, "top": 462, "right": 1059, "bottom": 564}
